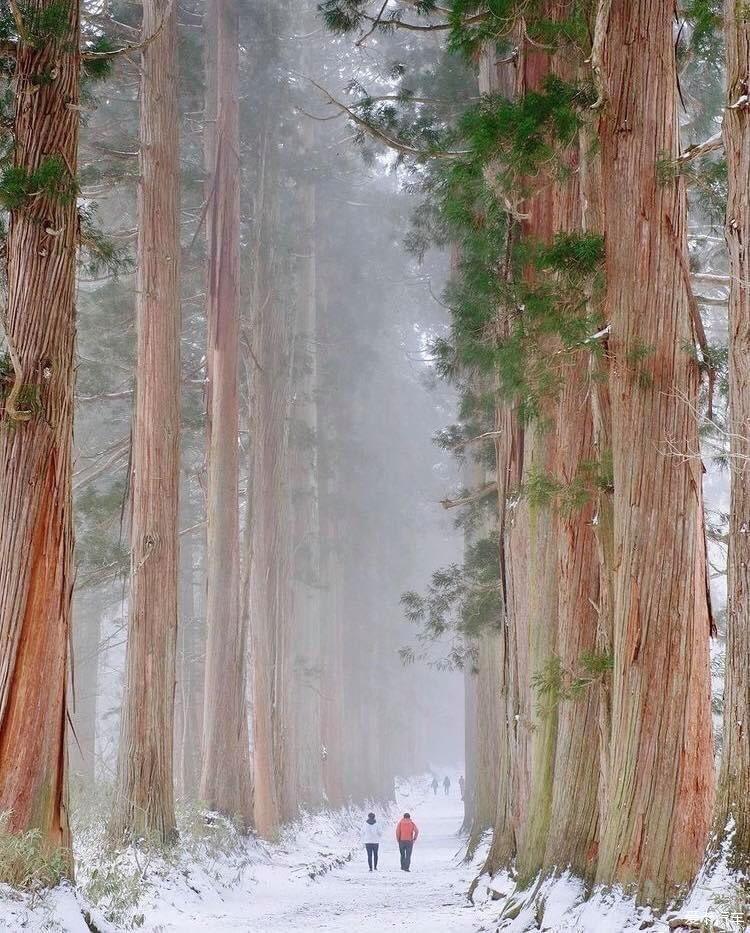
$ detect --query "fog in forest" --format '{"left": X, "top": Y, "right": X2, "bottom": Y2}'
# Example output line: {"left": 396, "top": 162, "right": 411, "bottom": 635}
{"left": 71, "top": 11, "right": 466, "bottom": 794}
{"left": 0, "top": 1, "right": 747, "bottom": 931}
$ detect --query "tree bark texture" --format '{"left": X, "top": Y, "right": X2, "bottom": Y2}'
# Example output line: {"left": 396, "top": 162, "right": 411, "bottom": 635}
{"left": 249, "top": 129, "right": 295, "bottom": 834}
{"left": 595, "top": 0, "right": 714, "bottom": 904}
{"left": 111, "top": 0, "right": 181, "bottom": 845}
{"left": 543, "top": 68, "right": 600, "bottom": 879}
{"left": 0, "top": 0, "right": 80, "bottom": 861}
{"left": 199, "top": 0, "right": 253, "bottom": 826}
{"left": 506, "top": 39, "right": 560, "bottom": 885}
{"left": 715, "top": 0, "right": 750, "bottom": 867}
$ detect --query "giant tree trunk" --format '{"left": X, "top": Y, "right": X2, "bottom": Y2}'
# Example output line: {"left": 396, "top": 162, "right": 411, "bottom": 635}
{"left": 595, "top": 0, "right": 714, "bottom": 904}
{"left": 110, "top": 0, "right": 181, "bottom": 844}
{"left": 543, "top": 88, "right": 600, "bottom": 880}
{"left": 0, "top": 0, "right": 80, "bottom": 859}
{"left": 199, "top": 0, "right": 252, "bottom": 826}
{"left": 508, "top": 39, "right": 559, "bottom": 884}
{"left": 543, "top": 351, "right": 600, "bottom": 879}
{"left": 714, "top": 0, "right": 750, "bottom": 866}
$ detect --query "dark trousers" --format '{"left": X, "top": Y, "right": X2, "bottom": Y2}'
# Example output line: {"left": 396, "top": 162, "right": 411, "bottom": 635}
{"left": 365, "top": 843, "right": 379, "bottom": 870}
{"left": 399, "top": 840, "right": 414, "bottom": 870}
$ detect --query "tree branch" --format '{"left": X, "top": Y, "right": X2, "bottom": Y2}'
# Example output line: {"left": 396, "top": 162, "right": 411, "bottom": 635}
{"left": 82, "top": 0, "right": 173, "bottom": 61}
{"left": 8, "top": 0, "right": 28, "bottom": 43}
{"left": 440, "top": 482, "right": 498, "bottom": 510}
{"left": 305, "top": 76, "right": 471, "bottom": 161}
{"left": 676, "top": 129, "right": 724, "bottom": 164}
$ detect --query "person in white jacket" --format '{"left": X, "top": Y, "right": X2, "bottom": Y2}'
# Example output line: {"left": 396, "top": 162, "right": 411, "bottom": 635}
{"left": 362, "top": 812, "right": 382, "bottom": 871}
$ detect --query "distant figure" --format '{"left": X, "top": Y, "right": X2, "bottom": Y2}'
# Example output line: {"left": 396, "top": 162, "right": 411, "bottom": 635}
{"left": 431, "top": 776, "right": 439, "bottom": 796}
{"left": 459, "top": 775, "right": 465, "bottom": 801}
{"left": 362, "top": 812, "right": 382, "bottom": 872}
{"left": 443, "top": 776, "right": 451, "bottom": 796}
{"left": 396, "top": 812, "right": 419, "bottom": 872}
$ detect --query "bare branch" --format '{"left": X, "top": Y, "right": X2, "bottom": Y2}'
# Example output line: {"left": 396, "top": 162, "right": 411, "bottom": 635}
{"left": 450, "top": 429, "right": 505, "bottom": 451}
{"left": 440, "top": 482, "right": 498, "bottom": 510}
{"left": 8, "top": 0, "right": 28, "bottom": 43}
{"left": 676, "top": 130, "right": 724, "bottom": 164}
{"left": 82, "top": 0, "right": 173, "bottom": 62}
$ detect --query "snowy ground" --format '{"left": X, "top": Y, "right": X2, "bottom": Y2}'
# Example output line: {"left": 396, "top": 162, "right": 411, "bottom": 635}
{"left": 153, "top": 776, "right": 480, "bottom": 933}
{"left": 0, "top": 773, "right": 485, "bottom": 933}
{"left": 0, "top": 775, "right": 741, "bottom": 932}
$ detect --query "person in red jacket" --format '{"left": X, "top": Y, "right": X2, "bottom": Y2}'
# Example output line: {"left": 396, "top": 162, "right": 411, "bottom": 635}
{"left": 395, "top": 812, "right": 419, "bottom": 871}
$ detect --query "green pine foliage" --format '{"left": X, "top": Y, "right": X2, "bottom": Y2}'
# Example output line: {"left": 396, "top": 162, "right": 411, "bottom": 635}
{"left": 82, "top": 36, "right": 117, "bottom": 82}
{"left": 401, "top": 532, "right": 503, "bottom": 668}
{"left": 0, "top": 156, "right": 77, "bottom": 211}
{"left": 532, "top": 650, "right": 614, "bottom": 715}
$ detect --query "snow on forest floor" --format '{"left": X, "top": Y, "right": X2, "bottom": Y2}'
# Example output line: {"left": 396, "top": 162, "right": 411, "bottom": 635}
{"left": 0, "top": 774, "right": 744, "bottom": 932}
{"left": 0, "top": 773, "right": 483, "bottom": 933}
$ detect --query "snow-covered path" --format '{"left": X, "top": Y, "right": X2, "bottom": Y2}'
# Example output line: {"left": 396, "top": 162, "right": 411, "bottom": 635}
{"left": 154, "top": 778, "right": 482, "bottom": 933}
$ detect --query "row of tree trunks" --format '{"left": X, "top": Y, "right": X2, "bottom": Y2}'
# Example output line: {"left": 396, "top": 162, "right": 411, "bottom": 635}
{"left": 110, "top": 0, "right": 181, "bottom": 845}
{"left": 0, "top": 0, "right": 81, "bottom": 860}
{"left": 199, "top": 0, "right": 253, "bottom": 826}
{"left": 595, "top": 0, "right": 714, "bottom": 906}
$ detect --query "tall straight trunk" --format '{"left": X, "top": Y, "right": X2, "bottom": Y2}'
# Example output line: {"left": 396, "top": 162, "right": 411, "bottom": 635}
{"left": 199, "top": 0, "right": 252, "bottom": 825}
{"left": 0, "top": 0, "right": 80, "bottom": 857}
{"left": 578, "top": 110, "right": 615, "bottom": 841}
{"left": 249, "top": 128, "right": 294, "bottom": 834}
{"left": 318, "top": 276, "right": 345, "bottom": 807}
{"left": 175, "top": 503, "right": 203, "bottom": 799}
{"left": 543, "top": 351, "right": 600, "bottom": 878}
{"left": 465, "top": 450, "right": 503, "bottom": 855}
{"left": 715, "top": 0, "right": 750, "bottom": 865}
{"left": 470, "top": 53, "right": 516, "bottom": 875}
{"left": 543, "top": 75, "right": 600, "bottom": 879}
{"left": 111, "top": 0, "right": 181, "bottom": 844}
{"left": 288, "top": 113, "right": 325, "bottom": 809}
{"left": 595, "top": 0, "right": 714, "bottom": 904}
{"left": 508, "top": 38, "right": 559, "bottom": 884}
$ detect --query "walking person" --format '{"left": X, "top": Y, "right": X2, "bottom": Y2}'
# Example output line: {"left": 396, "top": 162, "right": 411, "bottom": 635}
{"left": 443, "top": 775, "right": 451, "bottom": 796}
{"left": 431, "top": 776, "right": 439, "bottom": 796}
{"left": 396, "top": 812, "right": 419, "bottom": 872}
{"left": 362, "top": 812, "right": 382, "bottom": 872}
{"left": 459, "top": 775, "right": 465, "bottom": 801}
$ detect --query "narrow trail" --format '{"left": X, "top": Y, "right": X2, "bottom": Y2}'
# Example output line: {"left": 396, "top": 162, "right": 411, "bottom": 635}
{"left": 157, "top": 777, "right": 484, "bottom": 933}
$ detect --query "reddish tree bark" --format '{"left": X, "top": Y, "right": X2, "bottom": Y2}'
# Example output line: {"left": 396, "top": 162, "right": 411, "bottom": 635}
{"left": 110, "top": 0, "right": 181, "bottom": 845}
{"left": 0, "top": 0, "right": 81, "bottom": 862}
{"left": 715, "top": 0, "right": 750, "bottom": 866}
{"left": 595, "top": 0, "right": 714, "bottom": 904}
{"left": 200, "top": 0, "right": 253, "bottom": 826}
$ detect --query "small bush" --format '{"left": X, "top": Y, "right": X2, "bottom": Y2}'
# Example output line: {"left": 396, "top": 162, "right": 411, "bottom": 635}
{"left": 0, "top": 812, "right": 68, "bottom": 892}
